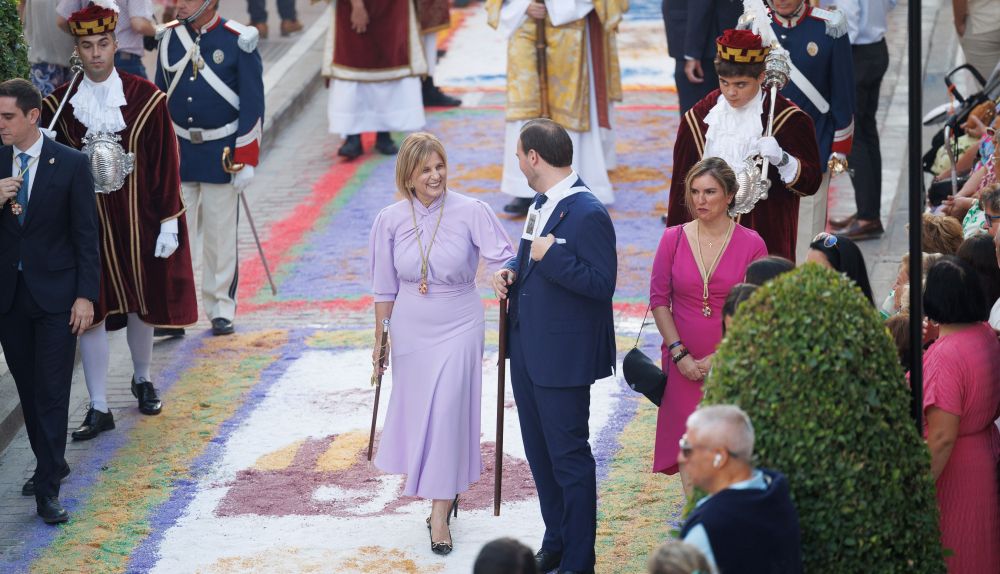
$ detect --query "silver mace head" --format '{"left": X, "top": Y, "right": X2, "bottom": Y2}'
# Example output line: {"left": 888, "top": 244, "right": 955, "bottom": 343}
{"left": 82, "top": 132, "right": 135, "bottom": 194}
{"left": 729, "top": 157, "right": 772, "bottom": 217}
{"left": 763, "top": 46, "right": 790, "bottom": 90}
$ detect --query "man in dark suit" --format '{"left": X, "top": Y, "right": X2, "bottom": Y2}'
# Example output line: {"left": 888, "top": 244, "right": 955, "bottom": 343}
{"left": 492, "top": 119, "right": 617, "bottom": 574}
{"left": 0, "top": 78, "right": 100, "bottom": 524}
{"left": 663, "top": 0, "right": 744, "bottom": 113}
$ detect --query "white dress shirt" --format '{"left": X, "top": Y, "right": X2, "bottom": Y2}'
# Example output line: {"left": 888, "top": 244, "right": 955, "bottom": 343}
{"left": 498, "top": 0, "right": 594, "bottom": 38}
{"left": 11, "top": 131, "right": 44, "bottom": 202}
{"left": 820, "top": 0, "right": 896, "bottom": 45}
{"left": 521, "top": 170, "right": 587, "bottom": 242}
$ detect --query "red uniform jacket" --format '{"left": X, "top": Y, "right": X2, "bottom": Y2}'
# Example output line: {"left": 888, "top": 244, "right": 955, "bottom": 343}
{"left": 667, "top": 89, "right": 822, "bottom": 260}
{"left": 43, "top": 71, "right": 198, "bottom": 330}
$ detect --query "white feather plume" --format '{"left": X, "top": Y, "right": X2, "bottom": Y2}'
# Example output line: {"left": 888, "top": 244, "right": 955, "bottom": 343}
{"left": 742, "top": 0, "right": 777, "bottom": 47}
{"left": 91, "top": 0, "right": 121, "bottom": 13}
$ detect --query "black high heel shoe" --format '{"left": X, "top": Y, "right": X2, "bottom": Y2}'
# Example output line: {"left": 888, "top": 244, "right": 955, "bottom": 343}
{"left": 427, "top": 496, "right": 460, "bottom": 556}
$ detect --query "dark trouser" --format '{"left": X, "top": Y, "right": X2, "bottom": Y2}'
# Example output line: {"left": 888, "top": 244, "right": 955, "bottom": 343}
{"left": 115, "top": 52, "right": 147, "bottom": 80}
{"left": 247, "top": 0, "right": 297, "bottom": 22}
{"left": 509, "top": 324, "right": 596, "bottom": 572}
{"left": 0, "top": 275, "right": 76, "bottom": 502}
{"left": 849, "top": 39, "right": 889, "bottom": 220}
{"left": 674, "top": 57, "right": 719, "bottom": 115}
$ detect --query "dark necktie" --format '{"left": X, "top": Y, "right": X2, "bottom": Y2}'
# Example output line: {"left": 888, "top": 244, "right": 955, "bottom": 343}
{"left": 533, "top": 193, "right": 548, "bottom": 210}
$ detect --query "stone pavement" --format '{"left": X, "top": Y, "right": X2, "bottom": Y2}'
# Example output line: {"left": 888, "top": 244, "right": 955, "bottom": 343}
{"left": 0, "top": 0, "right": 960, "bottom": 572}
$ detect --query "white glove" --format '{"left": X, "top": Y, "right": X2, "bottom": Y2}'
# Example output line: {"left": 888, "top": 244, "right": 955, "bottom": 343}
{"left": 155, "top": 219, "right": 179, "bottom": 258}
{"left": 232, "top": 165, "right": 255, "bottom": 192}
{"left": 754, "top": 136, "right": 785, "bottom": 165}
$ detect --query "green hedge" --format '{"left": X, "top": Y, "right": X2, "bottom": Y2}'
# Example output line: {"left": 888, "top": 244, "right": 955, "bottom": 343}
{"left": 702, "top": 265, "right": 944, "bottom": 572}
{"left": 1, "top": 0, "right": 29, "bottom": 81}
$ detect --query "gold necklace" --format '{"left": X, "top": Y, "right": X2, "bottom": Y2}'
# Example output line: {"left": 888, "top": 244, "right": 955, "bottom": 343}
{"left": 409, "top": 192, "right": 446, "bottom": 295}
{"left": 695, "top": 220, "right": 734, "bottom": 317}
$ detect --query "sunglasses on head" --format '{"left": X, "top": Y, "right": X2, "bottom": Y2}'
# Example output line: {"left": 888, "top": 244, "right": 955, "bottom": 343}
{"left": 813, "top": 232, "right": 838, "bottom": 248}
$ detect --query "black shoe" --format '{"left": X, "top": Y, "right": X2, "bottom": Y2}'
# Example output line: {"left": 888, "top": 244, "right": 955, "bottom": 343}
{"left": 503, "top": 197, "right": 532, "bottom": 216}
{"left": 535, "top": 549, "right": 563, "bottom": 572}
{"left": 211, "top": 318, "right": 235, "bottom": 336}
{"left": 131, "top": 376, "right": 162, "bottom": 415}
{"left": 37, "top": 496, "right": 69, "bottom": 524}
{"left": 422, "top": 77, "right": 461, "bottom": 107}
{"left": 22, "top": 464, "right": 71, "bottom": 497}
{"left": 426, "top": 517, "right": 453, "bottom": 555}
{"left": 153, "top": 327, "right": 185, "bottom": 338}
{"left": 71, "top": 407, "right": 115, "bottom": 441}
{"left": 374, "top": 132, "right": 399, "bottom": 155}
{"left": 338, "top": 134, "right": 363, "bottom": 160}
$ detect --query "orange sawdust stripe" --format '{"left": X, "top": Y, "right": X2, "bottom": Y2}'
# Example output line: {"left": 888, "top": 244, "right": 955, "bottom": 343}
{"left": 31, "top": 331, "right": 288, "bottom": 574}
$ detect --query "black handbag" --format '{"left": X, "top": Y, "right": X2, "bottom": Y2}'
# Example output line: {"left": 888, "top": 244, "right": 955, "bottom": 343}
{"left": 623, "top": 306, "right": 666, "bottom": 406}
{"left": 623, "top": 227, "right": 682, "bottom": 407}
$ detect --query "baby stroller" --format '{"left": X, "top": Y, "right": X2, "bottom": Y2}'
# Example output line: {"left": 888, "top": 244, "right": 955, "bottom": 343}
{"left": 922, "top": 62, "right": 1000, "bottom": 206}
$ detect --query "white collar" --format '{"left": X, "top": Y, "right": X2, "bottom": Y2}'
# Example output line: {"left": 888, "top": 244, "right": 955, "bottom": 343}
{"left": 703, "top": 90, "right": 765, "bottom": 173}
{"left": 70, "top": 68, "right": 128, "bottom": 135}
{"left": 538, "top": 171, "right": 581, "bottom": 208}
{"left": 13, "top": 131, "right": 44, "bottom": 159}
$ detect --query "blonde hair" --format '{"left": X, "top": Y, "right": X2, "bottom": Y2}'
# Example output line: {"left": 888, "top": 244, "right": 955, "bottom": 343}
{"left": 648, "top": 541, "right": 712, "bottom": 574}
{"left": 684, "top": 157, "right": 738, "bottom": 219}
{"left": 394, "top": 132, "right": 448, "bottom": 200}
{"left": 919, "top": 213, "right": 963, "bottom": 254}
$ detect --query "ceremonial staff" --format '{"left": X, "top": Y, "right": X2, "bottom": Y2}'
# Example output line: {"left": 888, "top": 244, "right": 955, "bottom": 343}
{"left": 368, "top": 318, "right": 390, "bottom": 461}
{"left": 223, "top": 146, "right": 278, "bottom": 295}
{"left": 535, "top": 6, "right": 550, "bottom": 119}
{"left": 46, "top": 54, "right": 83, "bottom": 132}
{"left": 494, "top": 298, "right": 508, "bottom": 515}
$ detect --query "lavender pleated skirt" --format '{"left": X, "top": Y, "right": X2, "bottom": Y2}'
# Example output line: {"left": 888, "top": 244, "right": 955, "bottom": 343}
{"left": 374, "top": 281, "right": 484, "bottom": 500}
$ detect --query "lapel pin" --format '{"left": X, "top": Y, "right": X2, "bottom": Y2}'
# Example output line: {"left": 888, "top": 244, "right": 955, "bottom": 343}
{"left": 48, "top": 158, "right": 55, "bottom": 164}
{"left": 559, "top": 211, "right": 565, "bottom": 219}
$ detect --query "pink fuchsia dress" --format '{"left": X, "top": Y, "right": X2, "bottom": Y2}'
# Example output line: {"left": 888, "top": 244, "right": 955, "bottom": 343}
{"left": 369, "top": 190, "right": 514, "bottom": 499}
{"left": 649, "top": 223, "right": 767, "bottom": 474}
{"left": 922, "top": 322, "right": 1000, "bottom": 573}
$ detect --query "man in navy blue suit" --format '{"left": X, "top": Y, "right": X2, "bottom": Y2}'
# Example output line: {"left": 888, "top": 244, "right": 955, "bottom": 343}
{"left": 492, "top": 119, "right": 617, "bottom": 574}
{"left": 0, "top": 78, "right": 100, "bottom": 524}
{"left": 664, "top": 0, "right": 744, "bottom": 113}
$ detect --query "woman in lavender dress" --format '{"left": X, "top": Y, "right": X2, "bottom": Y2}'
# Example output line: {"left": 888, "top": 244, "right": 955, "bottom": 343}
{"left": 369, "top": 132, "right": 515, "bottom": 556}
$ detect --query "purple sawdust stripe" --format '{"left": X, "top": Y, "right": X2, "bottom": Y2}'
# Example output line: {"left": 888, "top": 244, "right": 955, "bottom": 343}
{"left": 594, "top": 370, "right": 639, "bottom": 488}
{"left": 0, "top": 334, "right": 205, "bottom": 574}
{"left": 125, "top": 329, "right": 308, "bottom": 573}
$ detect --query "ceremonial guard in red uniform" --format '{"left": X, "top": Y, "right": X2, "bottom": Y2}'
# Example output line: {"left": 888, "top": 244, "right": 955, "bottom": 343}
{"left": 416, "top": 0, "right": 461, "bottom": 107}
{"left": 42, "top": 0, "right": 197, "bottom": 437}
{"left": 666, "top": 29, "right": 822, "bottom": 260}
{"left": 323, "top": 0, "right": 427, "bottom": 159}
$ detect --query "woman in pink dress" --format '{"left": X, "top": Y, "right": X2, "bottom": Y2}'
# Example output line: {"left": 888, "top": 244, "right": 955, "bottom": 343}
{"left": 922, "top": 256, "right": 1000, "bottom": 573}
{"left": 369, "top": 133, "right": 514, "bottom": 555}
{"left": 649, "top": 158, "right": 767, "bottom": 476}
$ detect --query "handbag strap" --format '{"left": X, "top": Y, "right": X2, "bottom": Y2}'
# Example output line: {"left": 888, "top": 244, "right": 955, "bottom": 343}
{"left": 635, "top": 226, "right": 684, "bottom": 349}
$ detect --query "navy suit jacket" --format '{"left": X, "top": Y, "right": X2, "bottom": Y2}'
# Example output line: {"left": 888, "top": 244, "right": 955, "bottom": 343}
{"left": 506, "top": 182, "right": 617, "bottom": 388}
{"left": 663, "top": 0, "right": 743, "bottom": 61}
{"left": 0, "top": 136, "right": 100, "bottom": 314}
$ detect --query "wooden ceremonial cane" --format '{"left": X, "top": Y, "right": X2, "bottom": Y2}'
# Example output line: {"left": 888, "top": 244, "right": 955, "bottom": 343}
{"left": 535, "top": 12, "right": 550, "bottom": 119}
{"left": 494, "top": 298, "right": 508, "bottom": 516}
{"left": 368, "top": 318, "right": 390, "bottom": 461}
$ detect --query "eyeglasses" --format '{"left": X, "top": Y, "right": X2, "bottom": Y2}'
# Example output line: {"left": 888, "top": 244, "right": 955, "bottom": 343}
{"left": 986, "top": 212, "right": 1000, "bottom": 228}
{"left": 813, "top": 232, "right": 838, "bottom": 248}
{"left": 678, "top": 436, "right": 740, "bottom": 460}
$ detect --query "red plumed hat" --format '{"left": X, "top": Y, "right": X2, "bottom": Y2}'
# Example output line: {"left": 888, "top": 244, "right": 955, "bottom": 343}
{"left": 716, "top": 29, "right": 769, "bottom": 64}
{"left": 68, "top": 1, "right": 119, "bottom": 37}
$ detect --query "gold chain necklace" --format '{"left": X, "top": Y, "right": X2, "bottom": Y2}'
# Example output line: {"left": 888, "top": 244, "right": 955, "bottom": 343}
{"left": 695, "top": 220, "right": 734, "bottom": 317}
{"left": 409, "top": 192, "right": 446, "bottom": 295}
